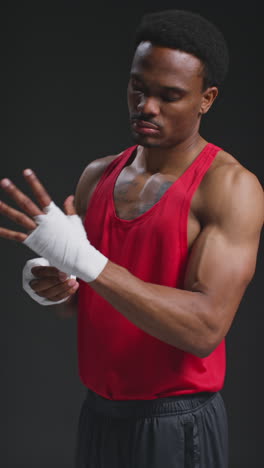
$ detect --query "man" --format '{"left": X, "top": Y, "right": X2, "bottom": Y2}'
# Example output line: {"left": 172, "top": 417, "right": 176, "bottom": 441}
{"left": 1, "top": 9, "right": 263, "bottom": 468}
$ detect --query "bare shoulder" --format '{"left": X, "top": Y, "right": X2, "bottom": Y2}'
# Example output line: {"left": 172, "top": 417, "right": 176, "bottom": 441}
{"left": 74, "top": 152, "right": 122, "bottom": 219}
{"left": 197, "top": 149, "right": 264, "bottom": 236}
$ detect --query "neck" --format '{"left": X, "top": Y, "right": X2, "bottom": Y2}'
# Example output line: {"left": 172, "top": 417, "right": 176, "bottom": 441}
{"left": 137, "top": 134, "right": 208, "bottom": 174}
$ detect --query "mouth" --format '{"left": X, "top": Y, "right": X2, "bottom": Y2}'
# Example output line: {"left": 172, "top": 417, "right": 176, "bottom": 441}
{"left": 131, "top": 119, "right": 161, "bottom": 136}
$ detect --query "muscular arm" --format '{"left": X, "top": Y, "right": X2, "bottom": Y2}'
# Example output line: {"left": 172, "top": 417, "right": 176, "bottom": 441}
{"left": 1, "top": 155, "right": 262, "bottom": 339}
{"left": 90, "top": 167, "right": 264, "bottom": 357}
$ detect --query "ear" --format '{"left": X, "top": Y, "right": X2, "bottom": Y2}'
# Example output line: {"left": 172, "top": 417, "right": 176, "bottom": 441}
{"left": 199, "top": 86, "right": 219, "bottom": 115}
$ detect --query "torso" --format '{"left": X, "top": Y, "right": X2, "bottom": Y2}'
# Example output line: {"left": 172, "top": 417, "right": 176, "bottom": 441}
{"left": 113, "top": 147, "right": 239, "bottom": 249}
{"left": 77, "top": 146, "right": 241, "bottom": 251}
{"left": 113, "top": 164, "right": 201, "bottom": 248}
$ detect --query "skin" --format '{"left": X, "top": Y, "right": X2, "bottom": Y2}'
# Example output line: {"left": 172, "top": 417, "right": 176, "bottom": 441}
{"left": 0, "top": 43, "right": 263, "bottom": 355}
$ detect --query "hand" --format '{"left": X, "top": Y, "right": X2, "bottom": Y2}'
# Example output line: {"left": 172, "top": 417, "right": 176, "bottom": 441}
{"left": 0, "top": 169, "right": 75, "bottom": 241}
{"left": 27, "top": 198, "right": 80, "bottom": 303}
{"left": 0, "top": 169, "right": 53, "bottom": 241}
{"left": 30, "top": 265, "right": 79, "bottom": 301}
{"left": 0, "top": 169, "right": 108, "bottom": 283}
{"left": 0, "top": 170, "right": 80, "bottom": 303}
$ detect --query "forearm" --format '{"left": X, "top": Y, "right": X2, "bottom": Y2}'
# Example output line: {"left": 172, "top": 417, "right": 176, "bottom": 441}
{"left": 91, "top": 261, "right": 215, "bottom": 357}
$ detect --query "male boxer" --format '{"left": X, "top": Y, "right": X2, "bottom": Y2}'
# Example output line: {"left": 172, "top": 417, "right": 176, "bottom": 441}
{"left": 1, "top": 9, "right": 263, "bottom": 468}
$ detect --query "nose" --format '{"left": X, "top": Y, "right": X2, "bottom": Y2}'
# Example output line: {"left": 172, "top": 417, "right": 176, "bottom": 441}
{"left": 137, "top": 95, "right": 160, "bottom": 116}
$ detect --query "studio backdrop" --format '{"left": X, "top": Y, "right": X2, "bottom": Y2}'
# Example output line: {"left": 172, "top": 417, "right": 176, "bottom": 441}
{"left": 2, "top": 1, "right": 263, "bottom": 467}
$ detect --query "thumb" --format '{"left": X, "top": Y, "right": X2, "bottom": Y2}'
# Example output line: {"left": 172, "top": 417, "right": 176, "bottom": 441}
{"left": 63, "top": 195, "right": 76, "bottom": 215}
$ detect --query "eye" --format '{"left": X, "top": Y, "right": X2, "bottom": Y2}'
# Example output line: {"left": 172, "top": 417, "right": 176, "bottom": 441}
{"left": 130, "top": 79, "right": 144, "bottom": 93}
{"left": 161, "top": 95, "right": 180, "bottom": 103}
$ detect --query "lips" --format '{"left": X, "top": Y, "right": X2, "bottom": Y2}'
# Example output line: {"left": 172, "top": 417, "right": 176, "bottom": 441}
{"left": 132, "top": 119, "right": 160, "bottom": 136}
{"left": 134, "top": 120, "right": 159, "bottom": 130}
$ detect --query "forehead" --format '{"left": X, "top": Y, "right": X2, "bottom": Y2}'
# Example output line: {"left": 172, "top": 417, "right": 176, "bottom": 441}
{"left": 131, "top": 41, "right": 204, "bottom": 87}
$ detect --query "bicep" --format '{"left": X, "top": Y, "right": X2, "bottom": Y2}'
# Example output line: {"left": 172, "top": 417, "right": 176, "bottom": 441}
{"left": 184, "top": 171, "right": 263, "bottom": 339}
{"left": 184, "top": 225, "right": 257, "bottom": 315}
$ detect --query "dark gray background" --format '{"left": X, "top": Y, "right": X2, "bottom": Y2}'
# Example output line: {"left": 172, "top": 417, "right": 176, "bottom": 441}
{"left": 2, "top": 1, "right": 263, "bottom": 467}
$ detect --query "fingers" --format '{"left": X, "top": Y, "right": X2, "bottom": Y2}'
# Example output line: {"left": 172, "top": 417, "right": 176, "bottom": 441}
{"left": 52, "top": 282, "right": 79, "bottom": 302}
{"left": 30, "top": 276, "right": 67, "bottom": 292}
{"left": 63, "top": 195, "right": 76, "bottom": 215}
{"left": 30, "top": 277, "right": 79, "bottom": 301}
{"left": 52, "top": 281, "right": 79, "bottom": 302}
{"left": 0, "top": 226, "right": 27, "bottom": 242}
{"left": 0, "top": 168, "right": 52, "bottom": 217}
{"left": 0, "top": 200, "right": 37, "bottom": 231}
{"left": 29, "top": 265, "right": 79, "bottom": 302}
{"left": 31, "top": 266, "right": 67, "bottom": 279}
{"left": 23, "top": 169, "right": 52, "bottom": 209}
{"left": 0, "top": 178, "right": 42, "bottom": 217}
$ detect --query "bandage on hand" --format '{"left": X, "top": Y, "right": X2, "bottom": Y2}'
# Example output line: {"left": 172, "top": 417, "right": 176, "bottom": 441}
{"left": 23, "top": 201, "right": 108, "bottom": 282}
{"left": 0, "top": 170, "right": 108, "bottom": 284}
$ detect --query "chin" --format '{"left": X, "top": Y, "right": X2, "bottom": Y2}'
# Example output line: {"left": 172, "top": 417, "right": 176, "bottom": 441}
{"left": 131, "top": 132, "right": 161, "bottom": 148}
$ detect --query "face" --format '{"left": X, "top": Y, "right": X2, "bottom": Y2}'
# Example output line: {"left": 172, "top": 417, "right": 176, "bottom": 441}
{"left": 127, "top": 42, "right": 218, "bottom": 148}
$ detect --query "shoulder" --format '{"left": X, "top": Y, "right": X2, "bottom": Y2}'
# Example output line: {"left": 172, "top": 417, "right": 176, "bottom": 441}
{"left": 196, "top": 149, "right": 263, "bottom": 238}
{"left": 74, "top": 152, "right": 122, "bottom": 219}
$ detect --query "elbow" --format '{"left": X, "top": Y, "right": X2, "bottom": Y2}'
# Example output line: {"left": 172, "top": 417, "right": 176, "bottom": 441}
{"left": 195, "top": 346, "right": 215, "bottom": 359}
{"left": 192, "top": 343, "right": 217, "bottom": 359}
{"left": 180, "top": 334, "right": 218, "bottom": 358}
{"left": 193, "top": 298, "right": 226, "bottom": 358}
{"left": 182, "top": 292, "right": 219, "bottom": 358}
{"left": 189, "top": 316, "right": 222, "bottom": 358}
{"left": 194, "top": 330, "right": 222, "bottom": 358}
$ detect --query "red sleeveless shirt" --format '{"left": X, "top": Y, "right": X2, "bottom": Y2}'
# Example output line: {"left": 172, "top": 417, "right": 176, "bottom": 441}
{"left": 77, "top": 143, "right": 226, "bottom": 400}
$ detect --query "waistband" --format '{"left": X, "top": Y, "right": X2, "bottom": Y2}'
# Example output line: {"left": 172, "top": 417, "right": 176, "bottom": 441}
{"left": 84, "top": 388, "right": 218, "bottom": 419}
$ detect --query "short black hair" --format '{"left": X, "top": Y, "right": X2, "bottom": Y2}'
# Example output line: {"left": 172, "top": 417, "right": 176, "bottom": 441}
{"left": 133, "top": 10, "right": 229, "bottom": 90}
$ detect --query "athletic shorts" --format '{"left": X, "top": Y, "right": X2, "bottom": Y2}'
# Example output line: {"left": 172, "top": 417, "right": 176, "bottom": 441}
{"left": 75, "top": 388, "right": 228, "bottom": 468}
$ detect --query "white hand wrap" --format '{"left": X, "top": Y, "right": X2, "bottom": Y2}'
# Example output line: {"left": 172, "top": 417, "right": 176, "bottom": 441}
{"left": 23, "top": 202, "right": 108, "bottom": 283}
{"left": 22, "top": 257, "right": 75, "bottom": 306}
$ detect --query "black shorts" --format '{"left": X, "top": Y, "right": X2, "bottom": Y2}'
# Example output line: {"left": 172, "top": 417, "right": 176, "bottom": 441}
{"left": 75, "top": 388, "right": 228, "bottom": 468}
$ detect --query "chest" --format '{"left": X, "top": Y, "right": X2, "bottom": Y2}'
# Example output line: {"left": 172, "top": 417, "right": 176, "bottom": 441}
{"left": 113, "top": 166, "right": 202, "bottom": 249}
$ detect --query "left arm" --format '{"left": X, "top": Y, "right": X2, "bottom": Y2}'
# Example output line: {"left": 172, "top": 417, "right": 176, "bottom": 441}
{"left": 90, "top": 168, "right": 264, "bottom": 357}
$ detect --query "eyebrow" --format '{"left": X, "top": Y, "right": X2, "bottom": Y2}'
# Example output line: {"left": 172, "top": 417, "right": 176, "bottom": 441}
{"left": 130, "top": 73, "right": 187, "bottom": 94}
{"left": 162, "top": 85, "right": 187, "bottom": 94}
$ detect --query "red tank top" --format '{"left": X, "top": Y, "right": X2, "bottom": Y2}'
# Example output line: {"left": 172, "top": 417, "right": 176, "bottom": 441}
{"left": 78, "top": 143, "right": 226, "bottom": 400}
